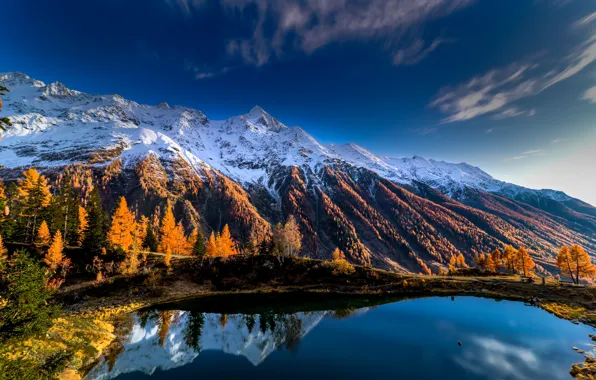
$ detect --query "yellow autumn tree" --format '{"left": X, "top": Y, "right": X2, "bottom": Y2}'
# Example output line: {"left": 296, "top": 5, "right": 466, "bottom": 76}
{"left": 206, "top": 232, "right": 218, "bottom": 257}
{"left": 217, "top": 224, "right": 238, "bottom": 257}
{"left": 556, "top": 245, "right": 595, "bottom": 284}
{"left": 158, "top": 204, "right": 177, "bottom": 253}
{"left": 502, "top": 245, "right": 516, "bottom": 274}
{"left": 77, "top": 205, "right": 88, "bottom": 246}
{"left": 456, "top": 253, "right": 468, "bottom": 268}
{"left": 488, "top": 249, "right": 503, "bottom": 272}
{"left": 45, "top": 230, "right": 64, "bottom": 271}
{"left": 108, "top": 196, "right": 136, "bottom": 251}
{"left": 0, "top": 233, "right": 7, "bottom": 260}
{"left": 474, "top": 253, "right": 488, "bottom": 270}
{"left": 17, "top": 168, "right": 52, "bottom": 240}
{"left": 171, "top": 222, "right": 189, "bottom": 255}
{"left": 36, "top": 220, "right": 51, "bottom": 247}
{"left": 514, "top": 247, "right": 535, "bottom": 277}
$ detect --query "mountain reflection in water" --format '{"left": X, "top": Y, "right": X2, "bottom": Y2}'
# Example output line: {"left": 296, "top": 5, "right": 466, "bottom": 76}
{"left": 86, "top": 297, "right": 594, "bottom": 380}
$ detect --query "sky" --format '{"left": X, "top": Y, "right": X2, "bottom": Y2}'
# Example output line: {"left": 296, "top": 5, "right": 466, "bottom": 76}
{"left": 3, "top": 0, "right": 596, "bottom": 205}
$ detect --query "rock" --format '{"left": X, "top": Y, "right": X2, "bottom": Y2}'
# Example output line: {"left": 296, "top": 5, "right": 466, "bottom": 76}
{"left": 481, "top": 289, "right": 488, "bottom": 293}
{"left": 458, "top": 341, "right": 462, "bottom": 346}
{"left": 590, "top": 334, "right": 596, "bottom": 341}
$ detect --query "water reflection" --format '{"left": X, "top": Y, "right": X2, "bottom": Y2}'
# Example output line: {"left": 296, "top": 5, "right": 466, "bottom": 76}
{"left": 85, "top": 297, "right": 594, "bottom": 380}
{"left": 87, "top": 309, "right": 329, "bottom": 379}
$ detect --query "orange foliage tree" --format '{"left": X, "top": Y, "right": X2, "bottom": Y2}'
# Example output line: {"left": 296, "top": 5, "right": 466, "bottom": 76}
{"left": 158, "top": 204, "right": 185, "bottom": 254}
{"left": 502, "top": 245, "right": 516, "bottom": 274}
{"left": 206, "top": 232, "right": 218, "bottom": 257}
{"left": 36, "top": 220, "right": 51, "bottom": 247}
{"left": 45, "top": 230, "right": 64, "bottom": 271}
{"left": 107, "top": 196, "right": 136, "bottom": 251}
{"left": 514, "top": 247, "right": 535, "bottom": 277}
{"left": 77, "top": 205, "right": 88, "bottom": 246}
{"left": 556, "top": 245, "right": 595, "bottom": 284}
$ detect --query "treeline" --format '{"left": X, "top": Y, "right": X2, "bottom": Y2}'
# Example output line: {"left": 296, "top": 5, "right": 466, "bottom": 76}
{"left": 471, "top": 244, "right": 595, "bottom": 283}
{"left": 0, "top": 168, "right": 307, "bottom": 284}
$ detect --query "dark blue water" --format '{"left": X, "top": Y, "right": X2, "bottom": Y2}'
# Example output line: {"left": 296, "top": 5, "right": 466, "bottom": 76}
{"left": 87, "top": 297, "right": 594, "bottom": 380}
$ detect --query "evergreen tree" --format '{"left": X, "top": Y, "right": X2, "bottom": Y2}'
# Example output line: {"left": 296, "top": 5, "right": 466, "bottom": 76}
{"left": 184, "top": 311, "right": 205, "bottom": 353}
{"left": 36, "top": 220, "right": 51, "bottom": 247}
{"left": 49, "top": 175, "right": 79, "bottom": 245}
{"left": 107, "top": 196, "right": 136, "bottom": 251}
{"left": 143, "top": 223, "right": 158, "bottom": 252}
{"left": 191, "top": 228, "right": 206, "bottom": 258}
{"left": 83, "top": 188, "right": 108, "bottom": 256}
{"left": 0, "top": 250, "right": 59, "bottom": 342}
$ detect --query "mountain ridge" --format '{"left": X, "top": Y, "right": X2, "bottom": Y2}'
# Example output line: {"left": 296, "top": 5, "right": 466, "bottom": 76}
{"left": 1, "top": 71, "right": 595, "bottom": 273}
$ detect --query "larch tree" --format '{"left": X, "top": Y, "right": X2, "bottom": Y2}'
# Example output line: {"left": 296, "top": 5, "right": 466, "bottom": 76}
{"left": 456, "top": 253, "right": 467, "bottom": 268}
{"left": 474, "top": 253, "right": 488, "bottom": 270}
{"left": 502, "top": 245, "right": 516, "bottom": 274}
{"left": 514, "top": 247, "right": 535, "bottom": 277}
{"left": 218, "top": 224, "right": 238, "bottom": 257}
{"left": 557, "top": 245, "right": 595, "bottom": 284}
{"left": 173, "top": 222, "right": 188, "bottom": 255}
{"left": 158, "top": 204, "right": 177, "bottom": 254}
{"left": 17, "top": 168, "right": 52, "bottom": 242}
{"left": 76, "top": 205, "right": 88, "bottom": 247}
{"left": 0, "top": 233, "right": 7, "bottom": 260}
{"left": 206, "top": 232, "right": 218, "bottom": 257}
{"left": 45, "top": 230, "right": 64, "bottom": 271}
{"left": 108, "top": 196, "right": 136, "bottom": 251}
{"left": 490, "top": 249, "right": 503, "bottom": 272}
{"left": 36, "top": 221, "right": 51, "bottom": 247}
{"left": 332, "top": 247, "right": 345, "bottom": 261}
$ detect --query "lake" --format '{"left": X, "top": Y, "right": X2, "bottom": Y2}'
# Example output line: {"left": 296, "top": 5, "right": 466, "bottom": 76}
{"left": 86, "top": 295, "right": 595, "bottom": 379}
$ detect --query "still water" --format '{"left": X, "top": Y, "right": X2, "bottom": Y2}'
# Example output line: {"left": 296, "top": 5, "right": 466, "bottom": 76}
{"left": 86, "top": 296, "right": 595, "bottom": 380}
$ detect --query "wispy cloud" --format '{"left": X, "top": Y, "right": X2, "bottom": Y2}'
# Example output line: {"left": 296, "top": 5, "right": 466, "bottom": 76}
{"left": 167, "top": 0, "right": 474, "bottom": 68}
{"left": 393, "top": 38, "right": 453, "bottom": 66}
{"left": 491, "top": 107, "right": 536, "bottom": 120}
{"left": 523, "top": 149, "right": 542, "bottom": 155}
{"left": 574, "top": 11, "right": 596, "bottom": 28}
{"left": 185, "top": 60, "right": 232, "bottom": 80}
{"left": 582, "top": 86, "right": 596, "bottom": 103}
{"left": 485, "top": 128, "right": 493, "bottom": 133}
{"left": 430, "top": 15, "right": 596, "bottom": 123}
{"left": 507, "top": 148, "right": 544, "bottom": 161}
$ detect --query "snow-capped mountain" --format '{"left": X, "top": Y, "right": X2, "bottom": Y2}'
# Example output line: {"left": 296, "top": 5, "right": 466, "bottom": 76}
{"left": 0, "top": 72, "right": 572, "bottom": 203}
{"left": 86, "top": 311, "right": 328, "bottom": 380}
{"left": 1, "top": 72, "right": 595, "bottom": 273}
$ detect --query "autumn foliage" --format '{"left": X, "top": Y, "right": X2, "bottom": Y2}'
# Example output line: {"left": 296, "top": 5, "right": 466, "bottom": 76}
{"left": 44, "top": 230, "right": 64, "bottom": 271}
{"left": 107, "top": 196, "right": 136, "bottom": 251}
{"left": 205, "top": 225, "right": 238, "bottom": 257}
{"left": 556, "top": 245, "right": 595, "bottom": 284}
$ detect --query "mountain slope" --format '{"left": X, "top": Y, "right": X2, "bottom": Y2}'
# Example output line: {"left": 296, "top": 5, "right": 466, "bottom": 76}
{"left": 1, "top": 72, "right": 594, "bottom": 273}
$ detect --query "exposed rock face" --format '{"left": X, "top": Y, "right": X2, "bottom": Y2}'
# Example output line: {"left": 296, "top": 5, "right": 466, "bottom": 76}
{"left": 1, "top": 72, "right": 595, "bottom": 273}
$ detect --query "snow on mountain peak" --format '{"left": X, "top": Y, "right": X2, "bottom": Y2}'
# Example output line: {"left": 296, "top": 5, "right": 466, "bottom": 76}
{"left": 0, "top": 72, "right": 575, "bottom": 203}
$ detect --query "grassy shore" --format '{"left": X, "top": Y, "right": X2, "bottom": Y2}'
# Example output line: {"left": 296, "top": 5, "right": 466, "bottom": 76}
{"left": 5, "top": 254, "right": 596, "bottom": 379}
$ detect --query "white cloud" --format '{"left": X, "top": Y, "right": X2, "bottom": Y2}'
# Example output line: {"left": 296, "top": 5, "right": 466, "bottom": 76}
{"left": 167, "top": 0, "right": 474, "bottom": 67}
{"left": 582, "top": 86, "right": 596, "bottom": 103}
{"left": 574, "top": 11, "right": 596, "bottom": 28}
{"left": 430, "top": 22, "right": 596, "bottom": 122}
{"left": 393, "top": 38, "right": 452, "bottom": 66}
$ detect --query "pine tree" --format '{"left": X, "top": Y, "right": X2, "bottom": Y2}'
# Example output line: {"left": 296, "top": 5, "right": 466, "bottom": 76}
{"left": 76, "top": 205, "right": 88, "bottom": 247}
{"left": 49, "top": 175, "right": 79, "bottom": 245}
{"left": 45, "top": 230, "right": 64, "bottom": 271}
{"left": 158, "top": 204, "right": 177, "bottom": 253}
{"left": 83, "top": 188, "right": 108, "bottom": 256}
{"left": 191, "top": 228, "right": 206, "bottom": 258}
{"left": 514, "top": 247, "right": 535, "bottom": 277}
{"left": 36, "top": 220, "right": 51, "bottom": 247}
{"left": 108, "top": 196, "right": 136, "bottom": 251}
{"left": 143, "top": 223, "right": 158, "bottom": 252}
{"left": 206, "top": 232, "right": 218, "bottom": 257}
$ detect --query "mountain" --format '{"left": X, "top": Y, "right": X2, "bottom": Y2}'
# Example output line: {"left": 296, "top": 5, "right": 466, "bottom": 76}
{"left": 1, "top": 72, "right": 595, "bottom": 273}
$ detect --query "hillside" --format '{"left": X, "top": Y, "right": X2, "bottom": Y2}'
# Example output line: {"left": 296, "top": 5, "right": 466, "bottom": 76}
{"left": 1, "top": 72, "right": 595, "bottom": 274}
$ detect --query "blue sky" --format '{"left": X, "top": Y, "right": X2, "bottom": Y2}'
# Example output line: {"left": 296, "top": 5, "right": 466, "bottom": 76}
{"left": 3, "top": 0, "right": 596, "bottom": 204}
